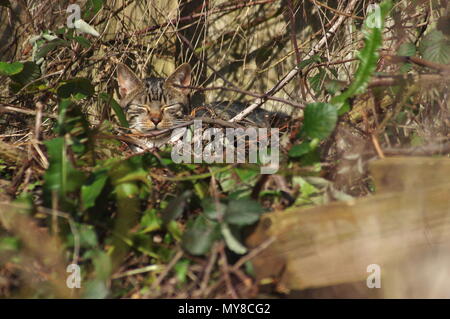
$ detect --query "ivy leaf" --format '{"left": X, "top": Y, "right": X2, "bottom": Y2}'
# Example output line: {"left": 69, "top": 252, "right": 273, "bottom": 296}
{"left": 0, "top": 62, "right": 23, "bottom": 76}
{"left": 419, "top": 30, "right": 450, "bottom": 65}
{"left": 302, "top": 102, "right": 337, "bottom": 140}
{"left": 224, "top": 198, "right": 264, "bottom": 226}
{"left": 35, "top": 39, "right": 69, "bottom": 60}
{"left": 10, "top": 61, "right": 41, "bottom": 87}
{"left": 182, "top": 216, "right": 220, "bottom": 256}
{"left": 202, "top": 198, "right": 227, "bottom": 221}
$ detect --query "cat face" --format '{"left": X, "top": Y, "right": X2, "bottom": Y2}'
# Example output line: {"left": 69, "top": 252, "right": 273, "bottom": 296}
{"left": 117, "top": 63, "right": 191, "bottom": 136}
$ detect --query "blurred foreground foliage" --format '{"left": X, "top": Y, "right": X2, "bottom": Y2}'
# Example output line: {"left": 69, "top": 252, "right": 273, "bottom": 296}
{"left": 0, "top": 0, "right": 449, "bottom": 298}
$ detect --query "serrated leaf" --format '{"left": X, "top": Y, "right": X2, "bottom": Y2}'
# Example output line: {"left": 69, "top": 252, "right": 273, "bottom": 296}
{"left": 182, "top": 216, "right": 220, "bottom": 255}
{"left": 0, "top": 62, "right": 23, "bottom": 76}
{"left": 57, "top": 78, "right": 94, "bottom": 99}
{"left": 224, "top": 199, "right": 264, "bottom": 226}
{"left": 332, "top": 0, "right": 392, "bottom": 109}
{"left": 419, "top": 30, "right": 450, "bottom": 64}
{"left": 398, "top": 42, "right": 416, "bottom": 56}
{"left": 221, "top": 223, "right": 247, "bottom": 255}
{"left": 302, "top": 102, "right": 337, "bottom": 140}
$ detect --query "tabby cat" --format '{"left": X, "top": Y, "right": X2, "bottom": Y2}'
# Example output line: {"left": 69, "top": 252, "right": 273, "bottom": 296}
{"left": 117, "top": 63, "right": 191, "bottom": 149}
{"left": 116, "top": 63, "right": 287, "bottom": 150}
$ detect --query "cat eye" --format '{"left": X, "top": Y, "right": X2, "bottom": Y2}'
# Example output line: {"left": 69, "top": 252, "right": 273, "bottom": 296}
{"left": 163, "top": 103, "right": 182, "bottom": 113}
{"left": 132, "top": 104, "right": 149, "bottom": 111}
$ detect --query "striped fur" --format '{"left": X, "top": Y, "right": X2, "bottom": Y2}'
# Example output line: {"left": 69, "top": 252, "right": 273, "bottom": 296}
{"left": 117, "top": 63, "right": 191, "bottom": 149}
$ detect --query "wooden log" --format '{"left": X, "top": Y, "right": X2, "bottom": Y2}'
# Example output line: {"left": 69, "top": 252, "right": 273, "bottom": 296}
{"left": 246, "top": 157, "right": 450, "bottom": 293}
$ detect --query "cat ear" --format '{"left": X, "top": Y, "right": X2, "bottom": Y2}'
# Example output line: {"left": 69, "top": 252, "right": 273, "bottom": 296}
{"left": 165, "top": 63, "right": 191, "bottom": 95}
{"left": 117, "top": 64, "right": 142, "bottom": 98}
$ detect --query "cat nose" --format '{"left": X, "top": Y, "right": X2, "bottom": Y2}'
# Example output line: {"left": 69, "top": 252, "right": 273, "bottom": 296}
{"left": 151, "top": 117, "right": 161, "bottom": 125}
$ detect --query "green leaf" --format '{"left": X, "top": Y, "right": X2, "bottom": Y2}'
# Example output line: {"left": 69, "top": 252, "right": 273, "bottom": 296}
{"left": 419, "top": 30, "right": 450, "bottom": 64}
{"left": 83, "top": 279, "right": 109, "bottom": 299}
{"left": 81, "top": 170, "right": 108, "bottom": 210}
{"left": 302, "top": 102, "right": 338, "bottom": 140}
{"left": 93, "top": 251, "right": 111, "bottom": 281}
{"left": 174, "top": 259, "right": 190, "bottom": 284}
{"left": 221, "top": 223, "right": 247, "bottom": 255}
{"left": 43, "top": 137, "right": 86, "bottom": 195}
{"left": 35, "top": 39, "right": 69, "bottom": 60}
{"left": 99, "top": 93, "right": 129, "bottom": 128}
{"left": 308, "top": 69, "right": 326, "bottom": 95}
{"left": 224, "top": 198, "right": 264, "bottom": 226}
{"left": 234, "top": 167, "right": 259, "bottom": 184}
{"left": 0, "top": 62, "right": 23, "bottom": 76}
{"left": 78, "top": 224, "right": 98, "bottom": 248}
{"left": 298, "top": 55, "right": 322, "bottom": 69}
{"left": 161, "top": 190, "right": 192, "bottom": 224}
{"left": 140, "top": 209, "right": 162, "bottom": 233}
{"left": 73, "top": 36, "right": 91, "bottom": 48}
{"left": 83, "top": 0, "right": 104, "bottom": 20}
{"left": 292, "top": 177, "right": 319, "bottom": 198}
{"left": 182, "top": 216, "right": 220, "bottom": 256}
{"left": 108, "top": 156, "right": 149, "bottom": 187}
{"left": 10, "top": 61, "right": 41, "bottom": 86}
{"left": 288, "top": 141, "right": 312, "bottom": 158}
{"left": 332, "top": 0, "right": 392, "bottom": 109}
{"left": 398, "top": 42, "right": 416, "bottom": 56}
{"left": 0, "top": 237, "right": 20, "bottom": 252}
{"left": 202, "top": 198, "right": 227, "bottom": 221}
{"left": 57, "top": 78, "right": 95, "bottom": 100}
